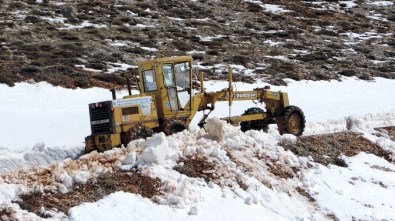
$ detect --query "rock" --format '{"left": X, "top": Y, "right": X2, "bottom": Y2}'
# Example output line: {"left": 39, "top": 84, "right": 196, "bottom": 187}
{"left": 61, "top": 5, "right": 77, "bottom": 19}
{"left": 338, "top": 69, "right": 357, "bottom": 77}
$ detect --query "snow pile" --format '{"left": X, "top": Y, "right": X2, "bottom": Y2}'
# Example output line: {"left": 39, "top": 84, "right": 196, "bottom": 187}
{"left": 0, "top": 143, "right": 83, "bottom": 174}
{"left": 138, "top": 133, "right": 170, "bottom": 166}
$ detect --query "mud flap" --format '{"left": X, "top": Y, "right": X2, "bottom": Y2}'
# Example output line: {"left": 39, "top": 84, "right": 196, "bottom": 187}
{"left": 276, "top": 117, "right": 285, "bottom": 135}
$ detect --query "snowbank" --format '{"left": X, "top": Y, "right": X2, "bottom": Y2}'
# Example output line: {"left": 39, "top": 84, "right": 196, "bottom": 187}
{"left": 0, "top": 143, "right": 83, "bottom": 174}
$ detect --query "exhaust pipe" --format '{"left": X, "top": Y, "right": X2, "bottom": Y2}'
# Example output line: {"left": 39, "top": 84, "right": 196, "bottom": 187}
{"left": 126, "top": 76, "right": 132, "bottom": 96}
{"left": 122, "top": 73, "right": 132, "bottom": 96}
{"left": 110, "top": 88, "right": 116, "bottom": 100}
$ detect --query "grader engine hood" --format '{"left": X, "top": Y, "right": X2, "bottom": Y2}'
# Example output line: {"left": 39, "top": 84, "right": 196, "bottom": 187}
{"left": 89, "top": 100, "right": 114, "bottom": 135}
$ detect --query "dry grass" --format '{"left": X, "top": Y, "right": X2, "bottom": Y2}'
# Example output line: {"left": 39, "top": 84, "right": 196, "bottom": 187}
{"left": 281, "top": 132, "right": 392, "bottom": 167}
{"left": 14, "top": 171, "right": 162, "bottom": 217}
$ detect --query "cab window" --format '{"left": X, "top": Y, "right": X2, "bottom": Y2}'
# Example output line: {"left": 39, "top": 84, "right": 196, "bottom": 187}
{"left": 162, "top": 64, "right": 175, "bottom": 87}
{"left": 175, "top": 62, "right": 190, "bottom": 90}
{"left": 143, "top": 70, "right": 157, "bottom": 92}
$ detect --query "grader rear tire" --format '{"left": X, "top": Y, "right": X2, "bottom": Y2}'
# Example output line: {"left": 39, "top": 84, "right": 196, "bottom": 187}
{"left": 240, "top": 107, "right": 269, "bottom": 132}
{"left": 282, "top": 106, "right": 305, "bottom": 136}
{"left": 122, "top": 124, "right": 154, "bottom": 146}
{"left": 163, "top": 120, "right": 188, "bottom": 136}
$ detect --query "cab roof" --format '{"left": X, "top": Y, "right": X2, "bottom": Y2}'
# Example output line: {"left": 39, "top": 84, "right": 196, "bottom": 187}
{"left": 138, "top": 56, "right": 193, "bottom": 66}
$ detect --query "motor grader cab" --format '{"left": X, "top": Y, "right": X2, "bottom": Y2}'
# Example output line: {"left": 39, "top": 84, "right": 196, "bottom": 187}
{"left": 85, "top": 56, "right": 305, "bottom": 152}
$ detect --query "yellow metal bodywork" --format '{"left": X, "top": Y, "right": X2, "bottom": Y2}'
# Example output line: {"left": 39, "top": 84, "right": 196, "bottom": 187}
{"left": 113, "top": 95, "right": 160, "bottom": 134}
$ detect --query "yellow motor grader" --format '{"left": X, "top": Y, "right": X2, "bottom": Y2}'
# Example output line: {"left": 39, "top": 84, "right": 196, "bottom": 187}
{"left": 85, "top": 56, "right": 305, "bottom": 152}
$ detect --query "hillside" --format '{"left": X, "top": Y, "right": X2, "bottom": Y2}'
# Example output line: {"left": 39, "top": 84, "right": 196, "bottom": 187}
{"left": 0, "top": 0, "right": 394, "bottom": 88}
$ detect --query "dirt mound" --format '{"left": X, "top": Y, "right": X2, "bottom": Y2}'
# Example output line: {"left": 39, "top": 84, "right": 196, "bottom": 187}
{"left": 281, "top": 132, "right": 393, "bottom": 167}
{"left": 13, "top": 171, "right": 162, "bottom": 218}
{"left": 0, "top": 0, "right": 394, "bottom": 88}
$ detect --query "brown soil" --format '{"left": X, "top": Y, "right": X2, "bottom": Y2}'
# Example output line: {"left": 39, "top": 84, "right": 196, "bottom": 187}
{"left": 267, "top": 163, "right": 294, "bottom": 179}
{"left": 14, "top": 171, "right": 162, "bottom": 218}
{"left": 174, "top": 155, "right": 217, "bottom": 183}
{"left": 174, "top": 154, "right": 249, "bottom": 190}
{"left": 281, "top": 132, "right": 392, "bottom": 167}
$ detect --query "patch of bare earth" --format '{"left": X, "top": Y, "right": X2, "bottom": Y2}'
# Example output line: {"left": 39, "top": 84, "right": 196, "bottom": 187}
{"left": 174, "top": 155, "right": 218, "bottom": 183}
{"left": 13, "top": 171, "right": 162, "bottom": 218}
{"left": 280, "top": 132, "right": 392, "bottom": 167}
{"left": 174, "top": 154, "right": 248, "bottom": 190}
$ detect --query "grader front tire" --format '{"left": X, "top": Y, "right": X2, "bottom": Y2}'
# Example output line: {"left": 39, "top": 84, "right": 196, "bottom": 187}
{"left": 240, "top": 107, "right": 269, "bottom": 132}
{"left": 281, "top": 106, "right": 305, "bottom": 136}
{"left": 163, "top": 120, "right": 188, "bottom": 136}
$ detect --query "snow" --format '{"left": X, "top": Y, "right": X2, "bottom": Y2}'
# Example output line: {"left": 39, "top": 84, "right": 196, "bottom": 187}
{"left": 58, "top": 21, "right": 107, "bottom": 30}
{"left": 0, "top": 82, "right": 129, "bottom": 150}
{"left": 135, "top": 24, "right": 155, "bottom": 28}
{"left": 107, "top": 63, "right": 135, "bottom": 74}
{"left": 0, "top": 75, "right": 395, "bottom": 220}
{"left": 69, "top": 186, "right": 289, "bottom": 221}
{"left": 367, "top": 1, "right": 393, "bottom": 6}
{"left": 264, "top": 39, "right": 284, "bottom": 47}
{"left": 302, "top": 153, "right": 395, "bottom": 220}
{"left": 141, "top": 46, "right": 158, "bottom": 52}
{"left": 40, "top": 17, "right": 67, "bottom": 23}
{"left": 138, "top": 133, "right": 170, "bottom": 166}
{"left": 243, "top": 1, "right": 291, "bottom": 13}
{"left": 193, "top": 77, "right": 395, "bottom": 126}
{"left": 197, "top": 35, "right": 226, "bottom": 42}
{"left": 75, "top": 64, "right": 102, "bottom": 72}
